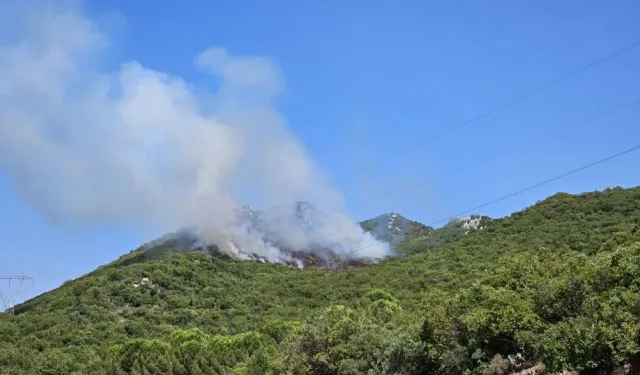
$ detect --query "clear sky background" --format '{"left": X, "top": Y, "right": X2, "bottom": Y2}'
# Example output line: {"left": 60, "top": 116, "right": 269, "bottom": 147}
{"left": 1, "top": 0, "right": 640, "bottom": 303}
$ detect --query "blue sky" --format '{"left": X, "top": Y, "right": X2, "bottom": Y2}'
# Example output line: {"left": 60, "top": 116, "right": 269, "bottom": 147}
{"left": 1, "top": 0, "right": 640, "bottom": 303}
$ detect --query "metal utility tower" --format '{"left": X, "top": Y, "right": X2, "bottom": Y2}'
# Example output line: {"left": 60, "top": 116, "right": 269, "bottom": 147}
{"left": 0, "top": 276, "right": 33, "bottom": 314}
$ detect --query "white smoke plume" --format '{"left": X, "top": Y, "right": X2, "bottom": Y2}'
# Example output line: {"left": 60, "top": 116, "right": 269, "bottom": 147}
{"left": 0, "top": 1, "right": 390, "bottom": 262}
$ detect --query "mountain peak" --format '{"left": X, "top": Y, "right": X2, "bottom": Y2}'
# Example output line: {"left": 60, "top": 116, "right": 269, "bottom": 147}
{"left": 360, "top": 212, "right": 432, "bottom": 248}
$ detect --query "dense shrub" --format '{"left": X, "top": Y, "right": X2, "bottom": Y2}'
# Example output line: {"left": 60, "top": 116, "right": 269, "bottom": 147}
{"left": 3, "top": 186, "right": 640, "bottom": 373}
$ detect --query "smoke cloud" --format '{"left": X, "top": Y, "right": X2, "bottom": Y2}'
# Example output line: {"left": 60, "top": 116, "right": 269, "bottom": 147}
{"left": 0, "top": 1, "right": 389, "bottom": 262}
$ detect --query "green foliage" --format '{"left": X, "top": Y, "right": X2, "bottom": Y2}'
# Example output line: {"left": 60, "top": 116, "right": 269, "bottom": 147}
{"left": 396, "top": 215, "right": 492, "bottom": 256}
{"left": 2, "top": 185, "right": 640, "bottom": 373}
{"left": 103, "top": 328, "right": 274, "bottom": 374}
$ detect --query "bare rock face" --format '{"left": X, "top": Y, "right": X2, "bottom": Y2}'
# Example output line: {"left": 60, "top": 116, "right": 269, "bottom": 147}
{"left": 455, "top": 215, "right": 492, "bottom": 234}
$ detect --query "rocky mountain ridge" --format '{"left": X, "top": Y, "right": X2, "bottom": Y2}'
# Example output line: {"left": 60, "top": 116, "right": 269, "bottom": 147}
{"left": 138, "top": 201, "right": 494, "bottom": 270}
{"left": 139, "top": 201, "right": 390, "bottom": 270}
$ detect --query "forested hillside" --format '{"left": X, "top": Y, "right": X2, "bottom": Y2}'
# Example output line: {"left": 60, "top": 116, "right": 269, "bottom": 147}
{"left": 1, "top": 186, "right": 640, "bottom": 374}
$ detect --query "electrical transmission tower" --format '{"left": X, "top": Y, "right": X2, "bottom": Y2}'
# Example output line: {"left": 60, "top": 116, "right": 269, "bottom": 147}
{"left": 0, "top": 276, "right": 33, "bottom": 314}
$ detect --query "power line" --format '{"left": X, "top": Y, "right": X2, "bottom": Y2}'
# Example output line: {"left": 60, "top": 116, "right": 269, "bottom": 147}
{"left": 347, "top": 142, "right": 640, "bottom": 255}
{"left": 336, "top": 39, "right": 640, "bottom": 180}
{"left": 0, "top": 276, "right": 32, "bottom": 280}
{"left": 353, "top": 96, "right": 640, "bottom": 207}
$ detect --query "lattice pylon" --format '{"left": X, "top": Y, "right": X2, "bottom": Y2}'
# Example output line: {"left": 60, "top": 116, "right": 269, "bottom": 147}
{"left": 0, "top": 276, "right": 33, "bottom": 314}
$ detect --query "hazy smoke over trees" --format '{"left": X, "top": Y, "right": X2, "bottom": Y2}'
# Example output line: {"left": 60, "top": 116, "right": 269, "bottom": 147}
{"left": 0, "top": 1, "right": 389, "bottom": 261}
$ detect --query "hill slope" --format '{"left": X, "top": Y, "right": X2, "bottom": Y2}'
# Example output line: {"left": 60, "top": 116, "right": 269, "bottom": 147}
{"left": 1, "top": 186, "right": 640, "bottom": 374}
{"left": 131, "top": 201, "right": 384, "bottom": 269}
{"left": 118, "top": 208, "right": 434, "bottom": 271}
